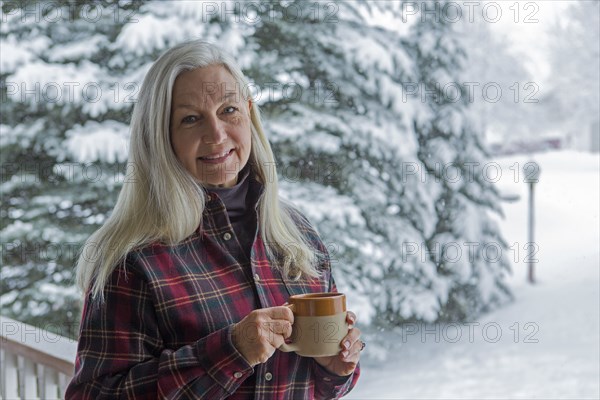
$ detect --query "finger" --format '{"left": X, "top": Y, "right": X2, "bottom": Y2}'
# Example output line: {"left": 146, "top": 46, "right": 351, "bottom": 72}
{"left": 341, "top": 340, "right": 363, "bottom": 362}
{"left": 346, "top": 311, "right": 357, "bottom": 327}
{"left": 266, "top": 320, "right": 293, "bottom": 338}
{"left": 340, "top": 327, "right": 361, "bottom": 351}
{"left": 263, "top": 322, "right": 291, "bottom": 349}
{"left": 268, "top": 306, "right": 294, "bottom": 323}
{"left": 257, "top": 325, "right": 287, "bottom": 353}
{"left": 270, "top": 332, "right": 287, "bottom": 350}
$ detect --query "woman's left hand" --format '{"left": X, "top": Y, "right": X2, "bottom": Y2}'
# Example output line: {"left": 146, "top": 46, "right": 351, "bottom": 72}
{"left": 313, "top": 311, "right": 362, "bottom": 377}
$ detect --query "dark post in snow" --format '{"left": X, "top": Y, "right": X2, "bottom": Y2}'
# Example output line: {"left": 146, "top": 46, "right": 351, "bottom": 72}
{"left": 523, "top": 161, "right": 540, "bottom": 284}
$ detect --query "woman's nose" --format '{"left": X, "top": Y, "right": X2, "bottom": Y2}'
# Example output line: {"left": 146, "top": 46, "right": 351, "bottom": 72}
{"left": 202, "top": 116, "right": 227, "bottom": 144}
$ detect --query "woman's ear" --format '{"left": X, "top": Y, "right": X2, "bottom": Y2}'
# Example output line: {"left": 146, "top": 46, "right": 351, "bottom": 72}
{"left": 248, "top": 99, "right": 253, "bottom": 112}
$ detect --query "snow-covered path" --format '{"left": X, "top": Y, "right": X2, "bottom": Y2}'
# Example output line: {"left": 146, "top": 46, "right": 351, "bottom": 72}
{"left": 347, "top": 151, "right": 600, "bottom": 399}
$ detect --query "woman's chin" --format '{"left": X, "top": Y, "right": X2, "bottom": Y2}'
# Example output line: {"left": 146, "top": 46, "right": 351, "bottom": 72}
{"left": 193, "top": 164, "right": 240, "bottom": 188}
{"left": 199, "top": 175, "right": 238, "bottom": 188}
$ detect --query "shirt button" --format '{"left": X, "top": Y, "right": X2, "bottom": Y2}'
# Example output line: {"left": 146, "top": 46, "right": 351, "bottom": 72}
{"left": 223, "top": 232, "right": 232, "bottom": 241}
{"left": 233, "top": 371, "right": 243, "bottom": 379}
{"left": 253, "top": 273, "right": 260, "bottom": 281}
{"left": 265, "top": 372, "right": 273, "bottom": 381}
{"left": 323, "top": 377, "right": 332, "bottom": 382}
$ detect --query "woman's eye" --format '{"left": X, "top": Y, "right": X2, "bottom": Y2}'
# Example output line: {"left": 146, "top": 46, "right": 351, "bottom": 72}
{"left": 182, "top": 115, "right": 198, "bottom": 124}
{"left": 223, "top": 106, "right": 238, "bottom": 114}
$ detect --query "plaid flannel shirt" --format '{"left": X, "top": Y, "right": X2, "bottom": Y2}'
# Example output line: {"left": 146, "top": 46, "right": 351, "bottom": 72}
{"left": 66, "top": 176, "right": 360, "bottom": 400}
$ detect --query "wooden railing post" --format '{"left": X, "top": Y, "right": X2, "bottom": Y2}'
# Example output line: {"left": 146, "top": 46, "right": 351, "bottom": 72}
{"left": 1, "top": 350, "right": 19, "bottom": 399}
{"left": 0, "top": 316, "right": 77, "bottom": 400}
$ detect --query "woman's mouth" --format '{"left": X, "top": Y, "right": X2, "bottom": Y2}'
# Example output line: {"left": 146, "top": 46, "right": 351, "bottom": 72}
{"left": 198, "top": 149, "right": 234, "bottom": 164}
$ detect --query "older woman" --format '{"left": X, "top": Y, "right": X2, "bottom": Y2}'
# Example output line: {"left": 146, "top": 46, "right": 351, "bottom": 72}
{"left": 66, "top": 40, "right": 362, "bottom": 399}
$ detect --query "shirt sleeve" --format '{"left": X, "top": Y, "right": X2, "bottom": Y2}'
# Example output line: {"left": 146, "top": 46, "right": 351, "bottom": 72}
{"left": 312, "top": 360, "right": 361, "bottom": 400}
{"left": 65, "top": 263, "right": 254, "bottom": 400}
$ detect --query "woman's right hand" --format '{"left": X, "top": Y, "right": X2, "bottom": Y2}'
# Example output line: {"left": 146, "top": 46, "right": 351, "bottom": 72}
{"left": 231, "top": 306, "right": 294, "bottom": 367}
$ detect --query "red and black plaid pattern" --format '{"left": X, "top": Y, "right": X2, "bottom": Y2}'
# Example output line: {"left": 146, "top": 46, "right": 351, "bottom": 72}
{"left": 66, "top": 186, "right": 360, "bottom": 399}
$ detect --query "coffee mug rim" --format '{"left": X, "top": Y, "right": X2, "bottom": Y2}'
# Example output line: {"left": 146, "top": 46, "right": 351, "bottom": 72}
{"left": 289, "top": 292, "right": 345, "bottom": 300}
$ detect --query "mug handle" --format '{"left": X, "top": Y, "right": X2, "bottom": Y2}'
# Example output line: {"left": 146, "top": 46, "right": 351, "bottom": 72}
{"left": 278, "top": 304, "right": 297, "bottom": 353}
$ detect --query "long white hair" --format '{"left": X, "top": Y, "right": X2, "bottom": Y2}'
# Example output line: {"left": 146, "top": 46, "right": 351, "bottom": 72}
{"left": 76, "top": 40, "right": 322, "bottom": 300}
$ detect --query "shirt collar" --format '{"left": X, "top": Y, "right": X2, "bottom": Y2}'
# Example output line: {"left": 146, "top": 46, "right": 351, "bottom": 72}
{"left": 204, "top": 164, "right": 265, "bottom": 213}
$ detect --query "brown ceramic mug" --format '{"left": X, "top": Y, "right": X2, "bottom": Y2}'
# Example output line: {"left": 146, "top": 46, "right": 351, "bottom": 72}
{"left": 278, "top": 293, "right": 348, "bottom": 357}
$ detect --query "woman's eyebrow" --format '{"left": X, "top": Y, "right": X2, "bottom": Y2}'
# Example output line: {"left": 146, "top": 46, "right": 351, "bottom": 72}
{"left": 173, "top": 92, "right": 239, "bottom": 110}
{"left": 173, "top": 103, "right": 196, "bottom": 110}
{"left": 220, "top": 92, "right": 239, "bottom": 102}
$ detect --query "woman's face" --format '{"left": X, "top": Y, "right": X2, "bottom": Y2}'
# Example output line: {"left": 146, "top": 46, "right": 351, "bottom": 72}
{"left": 169, "top": 65, "right": 252, "bottom": 188}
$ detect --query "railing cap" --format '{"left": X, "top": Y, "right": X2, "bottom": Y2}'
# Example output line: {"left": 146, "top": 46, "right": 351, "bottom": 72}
{"left": 0, "top": 315, "right": 77, "bottom": 364}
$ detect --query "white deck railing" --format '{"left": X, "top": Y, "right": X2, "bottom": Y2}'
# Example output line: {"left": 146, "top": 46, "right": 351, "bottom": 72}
{"left": 0, "top": 316, "right": 76, "bottom": 400}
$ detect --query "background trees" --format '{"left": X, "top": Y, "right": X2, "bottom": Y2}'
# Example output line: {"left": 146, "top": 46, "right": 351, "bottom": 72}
{"left": 1, "top": 0, "right": 512, "bottom": 337}
{"left": 545, "top": 0, "right": 600, "bottom": 151}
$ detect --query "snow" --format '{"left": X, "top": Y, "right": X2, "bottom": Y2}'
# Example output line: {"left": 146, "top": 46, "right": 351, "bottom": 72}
{"left": 343, "top": 2, "right": 415, "bottom": 38}
{"left": 348, "top": 150, "right": 600, "bottom": 399}
{"left": 47, "top": 34, "right": 106, "bottom": 62}
{"left": 0, "top": 35, "right": 35, "bottom": 72}
{"left": 0, "top": 121, "right": 43, "bottom": 148}
{"left": 279, "top": 181, "right": 365, "bottom": 229}
{"left": 344, "top": 32, "right": 396, "bottom": 74}
{"left": 1, "top": 220, "right": 34, "bottom": 241}
{"left": 116, "top": 13, "right": 182, "bottom": 56}
{"left": 7, "top": 59, "right": 112, "bottom": 117}
{"left": 305, "top": 131, "right": 341, "bottom": 154}
{"left": 64, "top": 120, "right": 130, "bottom": 163}
{"left": 113, "top": 1, "right": 227, "bottom": 58}
{"left": 399, "top": 289, "right": 442, "bottom": 322}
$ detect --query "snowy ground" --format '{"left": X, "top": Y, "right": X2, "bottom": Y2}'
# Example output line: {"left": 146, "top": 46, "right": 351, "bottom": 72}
{"left": 347, "top": 150, "right": 600, "bottom": 399}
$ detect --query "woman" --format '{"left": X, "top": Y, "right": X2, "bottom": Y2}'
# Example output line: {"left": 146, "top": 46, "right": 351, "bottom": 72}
{"left": 66, "top": 40, "right": 362, "bottom": 399}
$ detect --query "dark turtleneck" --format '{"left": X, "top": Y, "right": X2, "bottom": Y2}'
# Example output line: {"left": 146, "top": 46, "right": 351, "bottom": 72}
{"left": 208, "top": 166, "right": 259, "bottom": 262}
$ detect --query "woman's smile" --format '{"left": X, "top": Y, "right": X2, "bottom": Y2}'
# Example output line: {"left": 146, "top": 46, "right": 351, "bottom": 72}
{"left": 198, "top": 148, "right": 234, "bottom": 163}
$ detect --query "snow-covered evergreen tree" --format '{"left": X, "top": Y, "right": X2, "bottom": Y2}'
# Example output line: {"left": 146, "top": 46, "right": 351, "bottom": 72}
{"left": 1, "top": 0, "right": 512, "bottom": 336}
{"left": 246, "top": 0, "right": 512, "bottom": 325}
{"left": 2, "top": 0, "right": 146, "bottom": 336}
{"left": 404, "top": 1, "right": 512, "bottom": 321}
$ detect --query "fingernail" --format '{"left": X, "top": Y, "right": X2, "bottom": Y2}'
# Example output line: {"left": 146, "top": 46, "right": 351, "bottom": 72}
{"left": 344, "top": 340, "right": 351, "bottom": 349}
{"left": 341, "top": 350, "right": 349, "bottom": 358}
